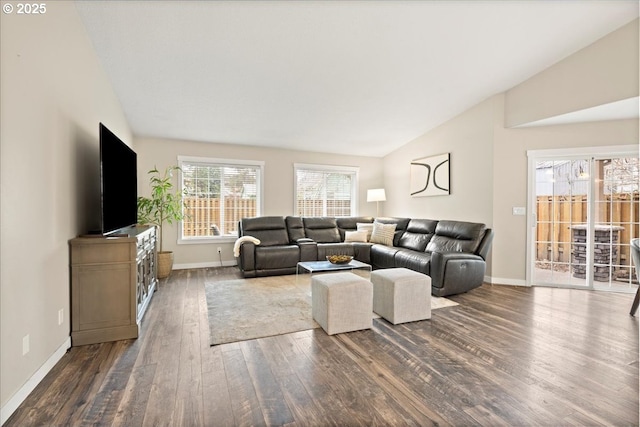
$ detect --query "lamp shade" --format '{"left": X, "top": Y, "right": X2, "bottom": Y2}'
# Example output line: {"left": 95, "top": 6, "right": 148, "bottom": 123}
{"left": 367, "top": 188, "right": 386, "bottom": 202}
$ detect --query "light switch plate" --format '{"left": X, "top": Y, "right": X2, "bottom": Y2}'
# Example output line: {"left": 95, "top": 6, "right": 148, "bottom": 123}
{"left": 512, "top": 207, "right": 526, "bottom": 216}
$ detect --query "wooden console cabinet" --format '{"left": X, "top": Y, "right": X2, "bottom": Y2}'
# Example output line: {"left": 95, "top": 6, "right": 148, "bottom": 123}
{"left": 69, "top": 226, "right": 158, "bottom": 346}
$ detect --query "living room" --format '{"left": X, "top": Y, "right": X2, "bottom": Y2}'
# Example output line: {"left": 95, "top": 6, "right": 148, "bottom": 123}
{"left": 1, "top": 1, "right": 639, "bottom": 425}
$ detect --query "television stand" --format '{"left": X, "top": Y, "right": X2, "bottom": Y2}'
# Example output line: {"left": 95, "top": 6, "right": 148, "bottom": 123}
{"left": 69, "top": 225, "right": 158, "bottom": 346}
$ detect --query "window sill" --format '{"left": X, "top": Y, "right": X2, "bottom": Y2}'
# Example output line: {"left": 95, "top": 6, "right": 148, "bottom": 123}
{"left": 178, "top": 236, "right": 237, "bottom": 245}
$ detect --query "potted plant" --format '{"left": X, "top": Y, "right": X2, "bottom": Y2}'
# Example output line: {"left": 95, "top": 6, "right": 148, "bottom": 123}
{"left": 137, "top": 165, "right": 186, "bottom": 279}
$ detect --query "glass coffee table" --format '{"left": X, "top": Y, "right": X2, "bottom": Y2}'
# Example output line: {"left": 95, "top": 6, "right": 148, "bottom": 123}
{"left": 296, "top": 259, "right": 372, "bottom": 285}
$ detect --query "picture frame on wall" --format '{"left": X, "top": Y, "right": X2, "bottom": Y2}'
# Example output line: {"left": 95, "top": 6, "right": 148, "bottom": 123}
{"left": 410, "top": 152, "right": 450, "bottom": 197}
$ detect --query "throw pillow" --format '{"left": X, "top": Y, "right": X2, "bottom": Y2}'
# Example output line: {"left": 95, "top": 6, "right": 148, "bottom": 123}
{"left": 344, "top": 230, "right": 368, "bottom": 243}
{"left": 356, "top": 222, "right": 374, "bottom": 241}
{"left": 370, "top": 222, "right": 396, "bottom": 246}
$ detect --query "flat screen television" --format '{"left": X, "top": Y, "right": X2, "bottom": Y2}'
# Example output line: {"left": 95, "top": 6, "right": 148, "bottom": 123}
{"left": 100, "top": 123, "right": 137, "bottom": 235}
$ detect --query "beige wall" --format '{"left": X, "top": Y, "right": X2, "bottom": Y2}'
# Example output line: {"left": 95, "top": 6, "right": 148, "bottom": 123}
{"left": 382, "top": 18, "right": 639, "bottom": 286}
{"left": 0, "top": 2, "right": 131, "bottom": 418}
{"left": 493, "top": 17, "right": 639, "bottom": 284}
{"left": 381, "top": 96, "right": 497, "bottom": 273}
{"left": 505, "top": 19, "right": 639, "bottom": 127}
{"left": 381, "top": 94, "right": 502, "bottom": 277}
{"left": 492, "top": 118, "right": 639, "bottom": 284}
{"left": 134, "top": 137, "right": 383, "bottom": 267}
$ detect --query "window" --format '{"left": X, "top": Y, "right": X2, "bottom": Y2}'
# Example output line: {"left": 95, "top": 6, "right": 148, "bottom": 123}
{"left": 179, "top": 156, "right": 263, "bottom": 241}
{"left": 294, "top": 163, "right": 358, "bottom": 217}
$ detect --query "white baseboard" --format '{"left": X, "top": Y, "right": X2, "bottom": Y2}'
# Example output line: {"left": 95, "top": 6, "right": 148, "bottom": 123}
{"left": 173, "top": 260, "right": 238, "bottom": 270}
{"left": 1, "top": 337, "right": 71, "bottom": 425}
{"left": 487, "top": 276, "right": 529, "bottom": 287}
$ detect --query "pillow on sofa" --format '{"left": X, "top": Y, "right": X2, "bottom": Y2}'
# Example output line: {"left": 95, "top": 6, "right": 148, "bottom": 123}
{"left": 370, "top": 222, "right": 396, "bottom": 246}
{"left": 356, "top": 222, "right": 374, "bottom": 241}
{"left": 344, "top": 230, "right": 368, "bottom": 243}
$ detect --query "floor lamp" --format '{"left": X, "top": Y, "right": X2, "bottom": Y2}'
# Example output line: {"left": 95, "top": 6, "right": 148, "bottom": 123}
{"left": 367, "top": 188, "right": 386, "bottom": 217}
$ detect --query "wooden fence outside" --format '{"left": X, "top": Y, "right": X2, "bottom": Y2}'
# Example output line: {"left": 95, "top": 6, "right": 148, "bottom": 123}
{"left": 183, "top": 197, "right": 257, "bottom": 236}
{"left": 536, "top": 193, "right": 639, "bottom": 265}
{"left": 295, "top": 200, "right": 352, "bottom": 217}
{"left": 183, "top": 198, "right": 353, "bottom": 236}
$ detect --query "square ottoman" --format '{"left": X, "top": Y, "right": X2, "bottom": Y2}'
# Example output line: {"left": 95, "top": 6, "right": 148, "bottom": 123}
{"left": 311, "top": 272, "right": 373, "bottom": 335}
{"left": 371, "top": 268, "right": 431, "bottom": 325}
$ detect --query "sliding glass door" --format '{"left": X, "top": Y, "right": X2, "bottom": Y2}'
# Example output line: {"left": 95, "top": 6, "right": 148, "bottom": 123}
{"left": 591, "top": 157, "right": 639, "bottom": 291}
{"left": 528, "top": 147, "right": 639, "bottom": 292}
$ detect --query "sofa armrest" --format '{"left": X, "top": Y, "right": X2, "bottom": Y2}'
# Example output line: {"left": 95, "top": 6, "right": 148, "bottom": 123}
{"left": 352, "top": 242, "right": 372, "bottom": 264}
{"left": 296, "top": 239, "right": 318, "bottom": 261}
{"left": 430, "top": 251, "right": 486, "bottom": 296}
{"left": 237, "top": 242, "right": 257, "bottom": 277}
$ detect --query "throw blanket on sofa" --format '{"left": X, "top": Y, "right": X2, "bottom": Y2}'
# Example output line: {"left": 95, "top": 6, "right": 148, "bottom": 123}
{"left": 233, "top": 236, "right": 261, "bottom": 257}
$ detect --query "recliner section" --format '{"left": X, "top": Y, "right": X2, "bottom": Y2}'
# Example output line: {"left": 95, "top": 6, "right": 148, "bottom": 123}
{"left": 236, "top": 215, "right": 493, "bottom": 296}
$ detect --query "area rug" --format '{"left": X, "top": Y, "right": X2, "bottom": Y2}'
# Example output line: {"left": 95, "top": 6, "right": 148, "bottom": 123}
{"left": 205, "top": 274, "right": 458, "bottom": 346}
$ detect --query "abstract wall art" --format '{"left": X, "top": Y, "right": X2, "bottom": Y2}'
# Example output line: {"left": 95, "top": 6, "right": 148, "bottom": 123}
{"left": 410, "top": 153, "right": 450, "bottom": 197}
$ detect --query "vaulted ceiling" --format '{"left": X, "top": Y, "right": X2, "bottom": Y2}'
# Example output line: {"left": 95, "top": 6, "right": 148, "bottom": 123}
{"left": 75, "top": 1, "right": 638, "bottom": 157}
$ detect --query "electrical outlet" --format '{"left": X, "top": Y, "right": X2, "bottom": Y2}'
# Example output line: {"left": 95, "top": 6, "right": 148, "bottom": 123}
{"left": 23, "top": 335, "right": 30, "bottom": 355}
{"left": 217, "top": 247, "right": 222, "bottom": 254}
{"left": 58, "top": 309, "right": 64, "bottom": 325}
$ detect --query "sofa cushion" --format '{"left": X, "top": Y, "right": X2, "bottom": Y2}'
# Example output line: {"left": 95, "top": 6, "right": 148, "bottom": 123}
{"left": 303, "top": 217, "right": 341, "bottom": 243}
{"left": 241, "top": 216, "right": 289, "bottom": 246}
{"left": 393, "top": 249, "right": 431, "bottom": 274}
{"left": 374, "top": 217, "right": 410, "bottom": 246}
{"left": 427, "top": 220, "right": 487, "bottom": 254}
{"left": 357, "top": 223, "right": 374, "bottom": 241}
{"left": 336, "top": 216, "right": 374, "bottom": 240}
{"left": 371, "top": 244, "right": 400, "bottom": 268}
{"left": 370, "top": 222, "right": 396, "bottom": 245}
{"left": 285, "top": 216, "right": 306, "bottom": 243}
{"left": 255, "top": 245, "right": 300, "bottom": 269}
{"left": 398, "top": 232, "right": 429, "bottom": 252}
{"left": 345, "top": 230, "right": 368, "bottom": 243}
{"left": 336, "top": 216, "right": 374, "bottom": 230}
{"left": 398, "top": 219, "right": 438, "bottom": 252}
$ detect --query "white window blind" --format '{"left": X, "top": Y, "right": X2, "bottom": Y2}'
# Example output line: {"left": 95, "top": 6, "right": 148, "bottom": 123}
{"left": 179, "top": 157, "right": 263, "bottom": 240}
{"left": 294, "top": 164, "right": 358, "bottom": 217}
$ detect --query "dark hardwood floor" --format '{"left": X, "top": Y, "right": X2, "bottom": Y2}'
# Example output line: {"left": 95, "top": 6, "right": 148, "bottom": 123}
{"left": 6, "top": 268, "right": 639, "bottom": 426}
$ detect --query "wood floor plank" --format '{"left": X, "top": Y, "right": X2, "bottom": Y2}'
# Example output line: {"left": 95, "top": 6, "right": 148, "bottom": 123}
{"left": 4, "top": 268, "right": 638, "bottom": 426}
{"left": 200, "top": 347, "right": 235, "bottom": 427}
{"left": 239, "top": 340, "right": 295, "bottom": 426}
{"left": 334, "top": 324, "right": 478, "bottom": 426}
{"left": 311, "top": 330, "right": 433, "bottom": 426}
{"left": 284, "top": 331, "right": 365, "bottom": 426}
{"left": 258, "top": 334, "right": 328, "bottom": 425}
{"left": 76, "top": 339, "right": 141, "bottom": 426}
{"left": 141, "top": 276, "right": 185, "bottom": 427}
{"left": 173, "top": 270, "right": 206, "bottom": 427}
{"left": 111, "top": 363, "right": 157, "bottom": 427}
{"left": 51, "top": 341, "right": 131, "bottom": 426}
{"left": 392, "top": 310, "right": 624, "bottom": 424}
{"left": 222, "top": 347, "right": 267, "bottom": 426}
{"left": 198, "top": 269, "right": 236, "bottom": 427}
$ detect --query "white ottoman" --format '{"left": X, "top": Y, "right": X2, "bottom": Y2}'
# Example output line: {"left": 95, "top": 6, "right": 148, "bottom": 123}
{"left": 311, "top": 272, "right": 373, "bottom": 335}
{"left": 371, "top": 268, "right": 431, "bottom": 325}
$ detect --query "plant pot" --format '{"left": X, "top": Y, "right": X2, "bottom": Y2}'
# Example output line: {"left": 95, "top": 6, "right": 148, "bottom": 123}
{"left": 157, "top": 251, "right": 174, "bottom": 279}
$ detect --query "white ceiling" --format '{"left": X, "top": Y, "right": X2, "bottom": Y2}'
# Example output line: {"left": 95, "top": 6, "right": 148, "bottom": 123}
{"left": 75, "top": 1, "right": 639, "bottom": 157}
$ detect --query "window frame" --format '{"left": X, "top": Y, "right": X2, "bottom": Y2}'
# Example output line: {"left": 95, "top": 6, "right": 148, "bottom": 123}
{"left": 178, "top": 156, "right": 265, "bottom": 244}
{"left": 293, "top": 163, "right": 359, "bottom": 217}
